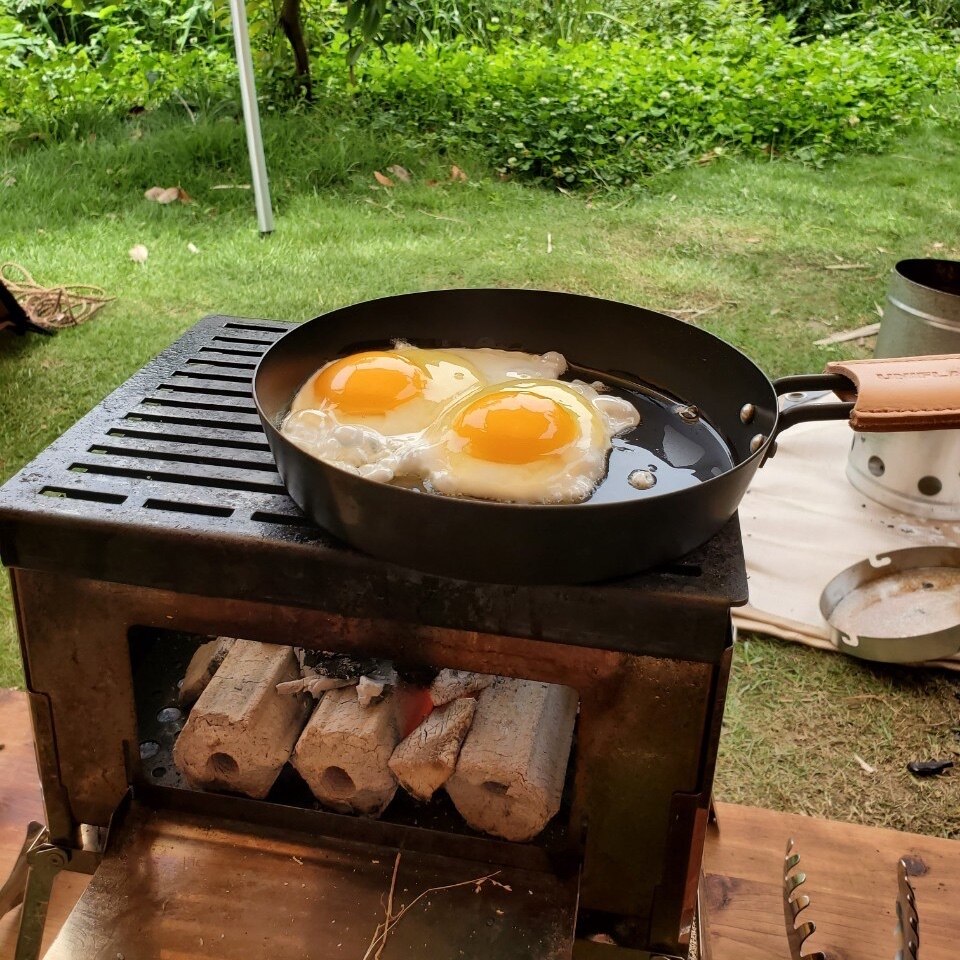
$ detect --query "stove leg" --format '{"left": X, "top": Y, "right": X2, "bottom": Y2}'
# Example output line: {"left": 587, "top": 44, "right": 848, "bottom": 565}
{"left": 0, "top": 822, "right": 46, "bottom": 919}
{"left": 13, "top": 826, "right": 68, "bottom": 960}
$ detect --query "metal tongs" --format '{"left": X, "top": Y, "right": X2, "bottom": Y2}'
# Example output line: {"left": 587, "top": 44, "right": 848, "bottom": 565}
{"left": 783, "top": 838, "right": 920, "bottom": 960}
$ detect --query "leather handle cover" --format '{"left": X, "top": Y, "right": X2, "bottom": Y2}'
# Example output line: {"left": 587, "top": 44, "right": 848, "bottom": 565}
{"left": 824, "top": 353, "right": 960, "bottom": 431}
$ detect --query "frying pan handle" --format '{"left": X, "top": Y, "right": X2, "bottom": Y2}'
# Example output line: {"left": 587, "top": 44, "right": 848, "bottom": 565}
{"left": 771, "top": 374, "right": 854, "bottom": 439}
{"left": 773, "top": 353, "right": 960, "bottom": 436}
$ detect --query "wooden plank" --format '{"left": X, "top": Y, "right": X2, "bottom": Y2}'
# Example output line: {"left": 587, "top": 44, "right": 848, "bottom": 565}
{"left": 0, "top": 690, "right": 90, "bottom": 960}
{"left": 704, "top": 801, "right": 960, "bottom": 960}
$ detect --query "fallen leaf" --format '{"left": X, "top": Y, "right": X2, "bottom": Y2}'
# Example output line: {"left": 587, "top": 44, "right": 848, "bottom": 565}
{"left": 387, "top": 164, "right": 411, "bottom": 183}
{"left": 450, "top": 165, "right": 468, "bottom": 182}
{"left": 374, "top": 171, "right": 395, "bottom": 187}
{"left": 129, "top": 244, "right": 149, "bottom": 264}
{"left": 425, "top": 179, "right": 439, "bottom": 187}
{"left": 145, "top": 185, "right": 192, "bottom": 204}
{"left": 745, "top": 237, "right": 761, "bottom": 244}
{"left": 187, "top": 242, "right": 199, "bottom": 254}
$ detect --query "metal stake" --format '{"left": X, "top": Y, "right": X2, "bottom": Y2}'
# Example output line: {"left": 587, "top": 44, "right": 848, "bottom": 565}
{"left": 229, "top": 0, "right": 274, "bottom": 234}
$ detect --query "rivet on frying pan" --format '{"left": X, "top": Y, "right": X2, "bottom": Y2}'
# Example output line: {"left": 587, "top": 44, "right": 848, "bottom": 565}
{"left": 628, "top": 469, "right": 657, "bottom": 491}
{"left": 678, "top": 405, "right": 700, "bottom": 423}
{"left": 739, "top": 403, "right": 756, "bottom": 424}
{"left": 749, "top": 434, "right": 766, "bottom": 454}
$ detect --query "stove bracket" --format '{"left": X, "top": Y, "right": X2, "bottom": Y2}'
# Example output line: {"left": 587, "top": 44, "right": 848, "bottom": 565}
{"left": 7, "top": 823, "right": 68, "bottom": 960}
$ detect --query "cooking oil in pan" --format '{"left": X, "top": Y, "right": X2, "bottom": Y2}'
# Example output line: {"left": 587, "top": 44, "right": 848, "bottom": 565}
{"left": 397, "top": 378, "right": 734, "bottom": 503}
{"left": 583, "top": 381, "right": 735, "bottom": 504}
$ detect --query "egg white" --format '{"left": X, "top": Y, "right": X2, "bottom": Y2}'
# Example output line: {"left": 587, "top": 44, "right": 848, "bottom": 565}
{"left": 444, "top": 347, "right": 567, "bottom": 383}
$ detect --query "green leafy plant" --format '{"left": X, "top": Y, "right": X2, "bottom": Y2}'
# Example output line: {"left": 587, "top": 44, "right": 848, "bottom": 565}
{"left": 322, "top": 17, "right": 958, "bottom": 185}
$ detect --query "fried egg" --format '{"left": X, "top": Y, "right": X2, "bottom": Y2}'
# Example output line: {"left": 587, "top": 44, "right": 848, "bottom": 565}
{"left": 282, "top": 346, "right": 569, "bottom": 483}
{"left": 415, "top": 379, "right": 640, "bottom": 503}
{"left": 289, "top": 347, "right": 485, "bottom": 434}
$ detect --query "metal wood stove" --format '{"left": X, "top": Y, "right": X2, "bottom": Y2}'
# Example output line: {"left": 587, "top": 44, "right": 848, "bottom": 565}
{"left": 0, "top": 316, "right": 747, "bottom": 960}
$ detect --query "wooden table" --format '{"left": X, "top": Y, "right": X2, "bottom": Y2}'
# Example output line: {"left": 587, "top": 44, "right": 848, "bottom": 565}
{"left": 2, "top": 688, "right": 957, "bottom": 959}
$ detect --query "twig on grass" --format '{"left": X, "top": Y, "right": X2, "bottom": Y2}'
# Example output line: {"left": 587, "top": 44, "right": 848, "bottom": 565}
{"left": 814, "top": 322, "right": 880, "bottom": 346}
{"left": 417, "top": 210, "right": 467, "bottom": 224}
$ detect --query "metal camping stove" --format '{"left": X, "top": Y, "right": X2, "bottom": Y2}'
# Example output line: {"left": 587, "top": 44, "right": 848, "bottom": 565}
{"left": 0, "top": 316, "right": 747, "bottom": 959}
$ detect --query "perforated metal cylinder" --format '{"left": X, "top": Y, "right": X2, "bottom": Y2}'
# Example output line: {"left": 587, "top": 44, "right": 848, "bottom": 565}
{"left": 846, "top": 259, "right": 960, "bottom": 519}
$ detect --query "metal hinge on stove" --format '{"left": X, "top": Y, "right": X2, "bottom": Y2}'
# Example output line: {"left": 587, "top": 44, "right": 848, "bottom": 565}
{"left": 0, "top": 822, "right": 70, "bottom": 960}
{"left": 783, "top": 838, "right": 920, "bottom": 960}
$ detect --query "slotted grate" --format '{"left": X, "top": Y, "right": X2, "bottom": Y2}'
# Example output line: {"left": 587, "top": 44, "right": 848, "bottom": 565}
{"left": 0, "top": 314, "right": 747, "bottom": 659}
{"left": 33, "top": 318, "right": 304, "bottom": 526}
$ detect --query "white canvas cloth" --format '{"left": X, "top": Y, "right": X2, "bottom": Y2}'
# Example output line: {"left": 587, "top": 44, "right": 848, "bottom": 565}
{"left": 732, "top": 418, "right": 960, "bottom": 670}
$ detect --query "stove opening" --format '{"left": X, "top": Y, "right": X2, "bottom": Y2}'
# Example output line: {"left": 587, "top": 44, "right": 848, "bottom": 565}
{"left": 128, "top": 628, "right": 579, "bottom": 847}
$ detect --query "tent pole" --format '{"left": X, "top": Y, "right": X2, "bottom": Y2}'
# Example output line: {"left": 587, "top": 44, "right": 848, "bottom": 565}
{"left": 229, "top": 0, "right": 274, "bottom": 234}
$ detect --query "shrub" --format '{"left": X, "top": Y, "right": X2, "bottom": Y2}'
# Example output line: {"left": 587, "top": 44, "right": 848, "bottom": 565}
{"left": 760, "top": 0, "right": 960, "bottom": 33}
{"left": 2, "top": 4, "right": 957, "bottom": 185}
{"left": 324, "top": 18, "right": 958, "bottom": 185}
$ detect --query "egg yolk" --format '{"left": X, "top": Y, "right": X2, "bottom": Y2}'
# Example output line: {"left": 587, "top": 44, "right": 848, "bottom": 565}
{"left": 311, "top": 352, "right": 426, "bottom": 415}
{"left": 453, "top": 391, "right": 578, "bottom": 464}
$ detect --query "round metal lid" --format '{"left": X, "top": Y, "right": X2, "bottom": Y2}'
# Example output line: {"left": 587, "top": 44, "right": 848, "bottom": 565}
{"left": 819, "top": 547, "right": 960, "bottom": 664}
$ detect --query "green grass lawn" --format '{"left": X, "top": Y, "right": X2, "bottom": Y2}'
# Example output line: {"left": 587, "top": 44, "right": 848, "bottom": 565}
{"left": 1, "top": 110, "right": 958, "bottom": 835}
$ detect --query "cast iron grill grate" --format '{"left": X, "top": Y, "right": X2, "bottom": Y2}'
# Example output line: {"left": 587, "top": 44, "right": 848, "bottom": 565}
{"left": 35, "top": 318, "right": 314, "bottom": 531}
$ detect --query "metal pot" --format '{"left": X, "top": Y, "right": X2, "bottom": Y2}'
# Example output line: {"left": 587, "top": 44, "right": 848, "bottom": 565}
{"left": 847, "top": 258, "right": 960, "bottom": 519}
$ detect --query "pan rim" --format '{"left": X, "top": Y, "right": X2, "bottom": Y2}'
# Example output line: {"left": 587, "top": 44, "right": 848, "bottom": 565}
{"left": 253, "top": 287, "right": 778, "bottom": 512}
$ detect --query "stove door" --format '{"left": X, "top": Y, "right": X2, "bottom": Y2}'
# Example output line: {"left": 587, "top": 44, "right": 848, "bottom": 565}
{"left": 43, "top": 800, "right": 578, "bottom": 960}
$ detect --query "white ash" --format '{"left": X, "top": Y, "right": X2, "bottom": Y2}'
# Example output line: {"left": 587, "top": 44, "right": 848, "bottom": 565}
{"left": 357, "top": 668, "right": 399, "bottom": 707}
{"left": 429, "top": 669, "right": 494, "bottom": 707}
{"left": 277, "top": 675, "right": 356, "bottom": 698}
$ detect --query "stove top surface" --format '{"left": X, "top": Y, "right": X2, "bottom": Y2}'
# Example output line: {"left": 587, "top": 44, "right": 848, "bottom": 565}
{"left": 0, "top": 315, "right": 746, "bottom": 660}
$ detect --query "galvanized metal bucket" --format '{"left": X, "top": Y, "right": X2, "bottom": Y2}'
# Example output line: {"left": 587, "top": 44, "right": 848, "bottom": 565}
{"left": 846, "top": 258, "right": 960, "bottom": 519}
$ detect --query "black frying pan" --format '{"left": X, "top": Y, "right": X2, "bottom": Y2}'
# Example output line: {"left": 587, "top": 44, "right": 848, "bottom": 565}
{"left": 253, "top": 289, "right": 952, "bottom": 584}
